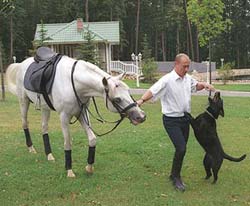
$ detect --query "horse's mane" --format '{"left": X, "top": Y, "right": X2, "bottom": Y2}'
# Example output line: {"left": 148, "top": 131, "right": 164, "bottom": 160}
{"left": 79, "top": 60, "right": 109, "bottom": 78}
{"left": 78, "top": 60, "right": 129, "bottom": 89}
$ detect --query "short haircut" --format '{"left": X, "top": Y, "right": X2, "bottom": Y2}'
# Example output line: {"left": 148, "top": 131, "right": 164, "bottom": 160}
{"left": 175, "top": 53, "right": 190, "bottom": 62}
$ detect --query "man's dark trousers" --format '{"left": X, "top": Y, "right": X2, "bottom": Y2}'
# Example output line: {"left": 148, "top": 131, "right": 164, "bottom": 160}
{"left": 163, "top": 115, "right": 190, "bottom": 178}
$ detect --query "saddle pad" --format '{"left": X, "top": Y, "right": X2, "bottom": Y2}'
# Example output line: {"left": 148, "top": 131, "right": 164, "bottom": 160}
{"left": 24, "top": 54, "right": 63, "bottom": 94}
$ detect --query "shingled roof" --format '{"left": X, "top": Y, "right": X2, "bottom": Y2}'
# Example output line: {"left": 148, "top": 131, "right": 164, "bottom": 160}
{"left": 34, "top": 20, "right": 120, "bottom": 44}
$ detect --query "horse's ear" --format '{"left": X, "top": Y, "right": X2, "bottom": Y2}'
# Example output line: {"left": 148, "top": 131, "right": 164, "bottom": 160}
{"left": 115, "top": 72, "right": 126, "bottom": 80}
{"left": 102, "top": 77, "right": 109, "bottom": 90}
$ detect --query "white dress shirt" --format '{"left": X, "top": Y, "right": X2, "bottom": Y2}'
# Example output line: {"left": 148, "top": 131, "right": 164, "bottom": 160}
{"left": 150, "top": 70, "right": 198, "bottom": 117}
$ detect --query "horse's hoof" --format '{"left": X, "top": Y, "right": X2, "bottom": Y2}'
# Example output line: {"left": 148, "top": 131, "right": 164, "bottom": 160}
{"left": 28, "top": 146, "right": 37, "bottom": 154}
{"left": 47, "top": 153, "right": 55, "bottom": 161}
{"left": 85, "top": 164, "right": 94, "bottom": 174}
{"left": 67, "top": 169, "right": 76, "bottom": 178}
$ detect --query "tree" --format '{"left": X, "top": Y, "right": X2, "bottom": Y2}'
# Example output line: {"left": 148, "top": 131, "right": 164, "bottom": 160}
{"left": 218, "top": 62, "right": 234, "bottom": 85}
{"left": 76, "top": 28, "right": 99, "bottom": 65}
{"left": 141, "top": 34, "right": 157, "bottom": 83}
{"left": 187, "top": 0, "right": 231, "bottom": 47}
{"left": 0, "top": 0, "right": 249, "bottom": 69}
{"left": 29, "top": 20, "right": 51, "bottom": 56}
{"left": 135, "top": 0, "right": 141, "bottom": 55}
{"left": 187, "top": 0, "right": 231, "bottom": 86}
{"left": 0, "top": 0, "right": 15, "bottom": 101}
{"left": 85, "top": 0, "right": 89, "bottom": 22}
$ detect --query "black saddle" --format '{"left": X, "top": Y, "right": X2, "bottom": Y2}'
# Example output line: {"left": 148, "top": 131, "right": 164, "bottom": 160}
{"left": 24, "top": 47, "right": 63, "bottom": 110}
{"left": 34, "top": 47, "right": 57, "bottom": 62}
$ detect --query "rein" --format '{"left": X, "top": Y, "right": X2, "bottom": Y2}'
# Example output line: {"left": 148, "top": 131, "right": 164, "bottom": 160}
{"left": 70, "top": 61, "right": 137, "bottom": 136}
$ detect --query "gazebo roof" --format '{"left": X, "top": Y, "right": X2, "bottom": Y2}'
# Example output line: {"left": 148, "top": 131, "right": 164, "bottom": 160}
{"left": 34, "top": 20, "right": 120, "bottom": 45}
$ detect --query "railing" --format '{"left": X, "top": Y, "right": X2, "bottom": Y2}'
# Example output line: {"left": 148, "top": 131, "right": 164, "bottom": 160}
{"left": 110, "top": 60, "right": 139, "bottom": 75}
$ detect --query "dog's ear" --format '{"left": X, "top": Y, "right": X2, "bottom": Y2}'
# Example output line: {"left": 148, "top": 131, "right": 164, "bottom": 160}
{"left": 216, "top": 92, "right": 221, "bottom": 98}
{"left": 220, "top": 107, "right": 224, "bottom": 117}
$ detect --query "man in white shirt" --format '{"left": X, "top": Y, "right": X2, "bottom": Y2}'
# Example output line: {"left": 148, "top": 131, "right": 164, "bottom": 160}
{"left": 137, "top": 53, "right": 214, "bottom": 192}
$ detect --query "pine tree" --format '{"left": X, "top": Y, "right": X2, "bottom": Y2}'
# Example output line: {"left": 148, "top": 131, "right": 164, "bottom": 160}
{"left": 29, "top": 19, "right": 51, "bottom": 55}
{"left": 141, "top": 34, "right": 157, "bottom": 83}
{"left": 76, "top": 28, "right": 99, "bottom": 65}
{"left": 141, "top": 34, "right": 152, "bottom": 60}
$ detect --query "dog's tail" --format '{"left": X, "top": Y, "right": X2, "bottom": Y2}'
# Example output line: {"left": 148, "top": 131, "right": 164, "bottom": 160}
{"left": 223, "top": 152, "right": 246, "bottom": 162}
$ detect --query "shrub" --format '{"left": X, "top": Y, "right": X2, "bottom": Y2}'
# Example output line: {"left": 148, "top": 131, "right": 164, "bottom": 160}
{"left": 218, "top": 63, "right": 234, "bottom": 85}
{"left": 141, "top": 58, "right": 158, "bottom": 83}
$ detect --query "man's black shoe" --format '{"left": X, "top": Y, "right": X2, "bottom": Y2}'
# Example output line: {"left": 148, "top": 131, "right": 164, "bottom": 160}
{"left": 173, "top": 178, "right": 185, "bottom": 192}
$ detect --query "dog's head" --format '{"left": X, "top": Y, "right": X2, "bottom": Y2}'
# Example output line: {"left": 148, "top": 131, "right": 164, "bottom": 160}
{"left": 208, "top": 91, "right": 224, "bottom": 119}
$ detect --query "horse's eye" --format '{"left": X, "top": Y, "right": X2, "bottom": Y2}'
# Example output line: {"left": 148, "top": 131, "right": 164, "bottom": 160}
{"left": 114, "top": 97, "right": 121, "bottom": 104}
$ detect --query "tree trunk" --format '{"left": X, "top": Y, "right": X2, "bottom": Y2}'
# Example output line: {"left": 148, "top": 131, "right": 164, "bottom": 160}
{"left": 195, "top": 27, "right": 199, "bottom": 62}
{"left": 154, "top": 30, "right": 158, "bottom": 61}
{"left": 187, "top": 18, "right": 194, "bottom": 60}
{"left": 85, "top": 0, "right": 89, "bottom": 22}
{"left": 0, "top": 43, "right": 5, "bottom": 101}
{"left": 186, "top": 21, "right": 190, "bottom": 55}
{"left": 135, "top": 0, "right": 140, "bottom": 54}
{"left": 236, "top": 33, "right": 240, "bottom": 68}
{"left": 183, "top": 0, "right": 194, "bottom": 59}
{"left": 10, "top": 14, "right": 13, "bottom": 62}
{"left": 110, "top": 7, "right": 113, "bottom": 21}
{"left": 161, "top": 31, "right": 166, "bottom": 61}
{"left": 176, "top": 26, "right": 180, "bottom": 54}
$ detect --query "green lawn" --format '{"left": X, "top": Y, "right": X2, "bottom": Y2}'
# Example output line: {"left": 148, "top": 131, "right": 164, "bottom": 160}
{"left": 214, "top": 84, "right": 250, "bottom": 92}
{"left": 0, "top": 93, "right": 250, "bottom": 205}
{"left": 124, "top": 79, "right": 250, "bottom": 92}
{"left": 123, "top": 79, "right": 152, "bottom": 89}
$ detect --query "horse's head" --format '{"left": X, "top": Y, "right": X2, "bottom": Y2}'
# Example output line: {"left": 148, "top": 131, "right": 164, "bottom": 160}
{"left": 102, "top": 74, "right": 146, "bottom": 125}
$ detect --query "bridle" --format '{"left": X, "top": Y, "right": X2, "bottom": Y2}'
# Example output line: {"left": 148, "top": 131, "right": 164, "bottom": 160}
{"left": 70, "top": 61, "right": 138, "bottom": 136}
{"left": 103, "top": 77, "right": 137, "bottom": 118}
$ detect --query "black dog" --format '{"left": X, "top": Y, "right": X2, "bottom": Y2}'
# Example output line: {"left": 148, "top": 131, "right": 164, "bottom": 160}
{"left": 185, "top": 91, "right": 246, "bottom": 183}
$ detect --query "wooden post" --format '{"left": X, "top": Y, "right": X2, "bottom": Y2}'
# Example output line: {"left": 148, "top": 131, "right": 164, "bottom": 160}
{"left": 0, "top": 43, "right": 5, "bottom": 101}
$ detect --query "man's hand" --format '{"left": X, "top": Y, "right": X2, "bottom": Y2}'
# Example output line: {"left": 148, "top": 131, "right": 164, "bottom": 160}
{"left": 203, "top": 82, "right": 215, "bottom": 91}
{"left": 196, "top": 82, "right": 215, "bottom": 91}
{"left": 136, "top": 99, "right": 145, "bottom": 107}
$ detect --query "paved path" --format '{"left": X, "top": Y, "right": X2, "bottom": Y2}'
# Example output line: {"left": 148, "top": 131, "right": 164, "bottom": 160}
{"left": 130, "top": 88, "right": 250, "bottom": 97}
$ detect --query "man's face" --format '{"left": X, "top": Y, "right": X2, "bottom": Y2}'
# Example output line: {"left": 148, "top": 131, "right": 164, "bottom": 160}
{"left": 175, "top": 56, "right": 190, "bottom": 78}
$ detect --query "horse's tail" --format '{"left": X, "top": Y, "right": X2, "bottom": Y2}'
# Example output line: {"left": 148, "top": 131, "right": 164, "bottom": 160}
{"left": 6, "top": 63, "right": 19, "bottom": 96}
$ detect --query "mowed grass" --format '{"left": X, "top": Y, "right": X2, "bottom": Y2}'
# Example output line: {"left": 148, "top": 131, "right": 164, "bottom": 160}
{"left": 124, "top": 79, "right": 250, "bottom": 92}
{"left": 214, "top": 84, "right": 250, "bottom": 92}
{"left": 0, "top": 93, "right": 250, "bottom": 206}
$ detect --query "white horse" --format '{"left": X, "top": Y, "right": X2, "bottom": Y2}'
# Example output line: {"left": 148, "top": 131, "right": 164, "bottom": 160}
{"left": 6, "top": 53, "right": 146, "bottom": 177}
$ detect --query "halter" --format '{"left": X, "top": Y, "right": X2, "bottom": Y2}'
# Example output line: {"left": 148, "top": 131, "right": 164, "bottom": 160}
{"left": 70, "top": 61, "right": 138, "bottom": 136}
{"left": 103, "top": 77, "right": 138, "bottom": 118}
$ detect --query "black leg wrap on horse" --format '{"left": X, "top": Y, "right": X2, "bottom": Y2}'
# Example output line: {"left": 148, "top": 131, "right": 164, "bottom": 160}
{"left": 42, "top": 133, "right": 52, "bottom": 155}
{"left": 65, "top": 150, "right": 72, "bottom": 170}
{"left": 24, "top": 128, "right": 33, "bottom": 147}
{"left": 87, "top": 146, "right": 96, "bottom": 165}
